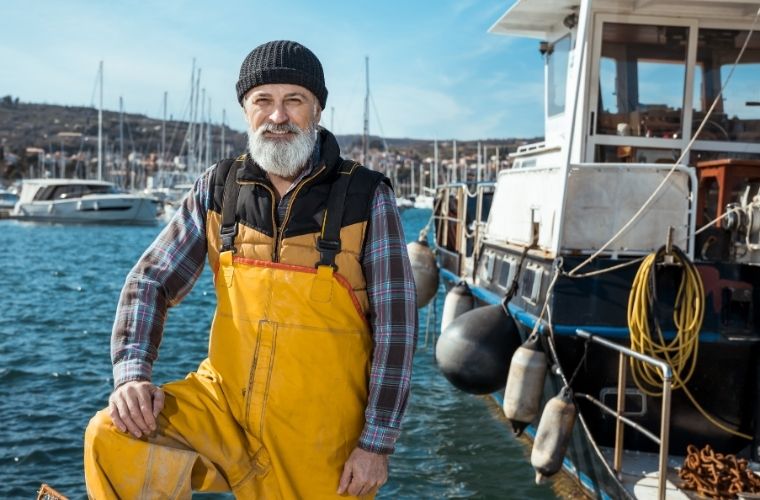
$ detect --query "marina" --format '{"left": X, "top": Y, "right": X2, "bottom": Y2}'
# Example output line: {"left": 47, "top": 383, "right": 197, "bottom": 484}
{"left": 2, "top": 0, "right": 760, "bottom": 498}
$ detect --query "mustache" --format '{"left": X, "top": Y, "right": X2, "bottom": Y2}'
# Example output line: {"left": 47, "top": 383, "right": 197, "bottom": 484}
{"left": 256, "top": 122, "right": 303, "bottom": 135}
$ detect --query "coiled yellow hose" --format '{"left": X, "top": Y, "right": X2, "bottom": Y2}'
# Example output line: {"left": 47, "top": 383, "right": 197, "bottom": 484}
{"left": 627, "top": 247, "right": 751, "bottom": 440}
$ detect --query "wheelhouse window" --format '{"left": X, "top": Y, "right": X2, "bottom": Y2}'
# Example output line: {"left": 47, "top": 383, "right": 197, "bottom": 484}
{"left": 596, "top": 23, "right": 688, "bottom": 138}
{"left": 692, "top": 29, "right": 760, "bottom": 143}
{"left": 595, "top": 145, "right": 680, "bottom": 164}
{"left": 547, "top": 35, "right": 571, "bottom": 116}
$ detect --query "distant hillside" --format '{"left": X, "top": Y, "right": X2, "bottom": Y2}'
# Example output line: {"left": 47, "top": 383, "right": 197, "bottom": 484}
{"left": 0, "top": 99, "right": 246, "bottom": 161}
{"left": 0, "top": 97, "right": 542, "bottom": 178}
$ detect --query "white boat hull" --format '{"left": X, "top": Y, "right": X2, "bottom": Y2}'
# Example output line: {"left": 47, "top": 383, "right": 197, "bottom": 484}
{"left": 13, "top": 194, "right": 158, "bottom": 225}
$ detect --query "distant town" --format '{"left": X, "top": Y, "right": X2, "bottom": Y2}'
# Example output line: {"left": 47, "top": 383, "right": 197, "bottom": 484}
{"left": 0, "top": 96, "right": 541, "bottom": 197}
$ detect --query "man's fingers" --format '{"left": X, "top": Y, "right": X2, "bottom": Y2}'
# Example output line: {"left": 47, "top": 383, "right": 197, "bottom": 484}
{"left": 107, "top": 400, "right": 127, "bottom": 433}
{"left": 113, "top": 397, "right": 143, "bottom": 438}
{"left": 135, "top": 387, "right": 156, "bottom": 432}
{"left": 123, "top": 389, "right": 151, "bottom": 436}
{"left": 106, "top": 381, "right": 164, "bottom": 438}
{"left": 337, "top": 462, "right": 353, "bottom": 495}
{"left": 357, "top": 482, "right": 373, "bottom": 497}
{"left": 151, "top": 387, "right": 165, "bottom": 418}
{"left": 346, "top": 474, "right": 366, "bottom": 497}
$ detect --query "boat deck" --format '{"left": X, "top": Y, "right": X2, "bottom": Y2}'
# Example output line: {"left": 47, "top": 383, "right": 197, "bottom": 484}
{"left": 601, "top": 447, "right": 760, "bottom": 499}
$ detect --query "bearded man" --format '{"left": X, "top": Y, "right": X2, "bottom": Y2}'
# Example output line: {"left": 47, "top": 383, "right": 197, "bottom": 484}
{"left": 84, "top": 40, "right": 417, "bottom": 499}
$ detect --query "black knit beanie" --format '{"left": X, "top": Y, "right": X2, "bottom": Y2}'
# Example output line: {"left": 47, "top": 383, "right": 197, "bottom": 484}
{"left": 236, "top": 40, "right": 327, "bottom": 109}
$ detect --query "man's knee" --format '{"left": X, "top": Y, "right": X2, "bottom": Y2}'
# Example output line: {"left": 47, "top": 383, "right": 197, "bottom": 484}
{"left": 84, "top": 409, "right": 118, "bottom": 453}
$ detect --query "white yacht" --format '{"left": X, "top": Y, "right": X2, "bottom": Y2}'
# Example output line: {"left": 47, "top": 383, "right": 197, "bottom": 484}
{"left": 11, "top": 179, "right": 159, "bottom": 225}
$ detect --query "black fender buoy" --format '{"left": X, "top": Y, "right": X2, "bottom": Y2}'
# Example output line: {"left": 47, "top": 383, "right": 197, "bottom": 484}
{"left": 435, "top": 304, "right": 521, "bottom": 394}
{"left": 407, "top": 238, "right": 439, "bottom": 308}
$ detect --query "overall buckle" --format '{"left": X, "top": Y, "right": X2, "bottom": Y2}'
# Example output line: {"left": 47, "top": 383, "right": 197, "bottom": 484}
{"left": 220, "top": 224, "right": 238, "bottom": 253}
{"left": 316, "top": 237, "right": 341, "bottom": 269}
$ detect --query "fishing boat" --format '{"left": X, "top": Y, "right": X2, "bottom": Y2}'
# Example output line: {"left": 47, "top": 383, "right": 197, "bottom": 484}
{"left": 11, "top": 178, "right": 159, "bottom": 225}
{"left": 422, "top": 1, "right": 760, "bottom": 498}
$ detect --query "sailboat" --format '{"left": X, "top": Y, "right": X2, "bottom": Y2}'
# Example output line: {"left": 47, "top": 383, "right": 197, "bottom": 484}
{"left": 413, "top": 140, "right": 437, "bottom": 210}
{"left": 12, "top": 62, "right": 159, "bottom": 225}
{"left": 428, "top": 1, "right": 760, "bottom": 498}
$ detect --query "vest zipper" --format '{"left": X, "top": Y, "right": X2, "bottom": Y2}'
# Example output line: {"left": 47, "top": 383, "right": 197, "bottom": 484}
{"left": 274, "top": 166, "right": 326, "bottom": 262}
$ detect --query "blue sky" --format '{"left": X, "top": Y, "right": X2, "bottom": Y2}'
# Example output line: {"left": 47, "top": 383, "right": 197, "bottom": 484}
{"left": 0, "top": 1, "right": 545, "bottom": 140}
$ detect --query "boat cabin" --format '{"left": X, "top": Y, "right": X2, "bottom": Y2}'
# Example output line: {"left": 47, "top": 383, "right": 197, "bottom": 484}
{"left": 478, "top": 0, "right": 760, "bottom": 262}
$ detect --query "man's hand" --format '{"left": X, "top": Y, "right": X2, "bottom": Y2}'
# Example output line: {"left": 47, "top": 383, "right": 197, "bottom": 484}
{"left": 108, "top": 381, "right": 164, "bottom": 439}
{"left": 337, "top": 447, "right": 388, "bottom": 497}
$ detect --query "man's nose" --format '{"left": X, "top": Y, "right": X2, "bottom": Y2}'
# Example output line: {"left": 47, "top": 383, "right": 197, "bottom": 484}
{"left": 269, "top": 103, "right": 288, "bottom": 124}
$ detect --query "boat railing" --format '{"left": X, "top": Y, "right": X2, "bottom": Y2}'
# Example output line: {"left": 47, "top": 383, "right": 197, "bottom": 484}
{"left": 575, "top": 329, "right": 673, "bottom": 500}
{"left": 433, "top": 183, "right": 495, "bottom": 278}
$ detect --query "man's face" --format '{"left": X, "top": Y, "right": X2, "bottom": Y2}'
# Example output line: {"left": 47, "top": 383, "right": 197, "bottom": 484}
{"left": 242, "top": 83, "right": 321, "bottom": 137}
{"left": 243, "top": 83, "right": 322, "bottom": 179}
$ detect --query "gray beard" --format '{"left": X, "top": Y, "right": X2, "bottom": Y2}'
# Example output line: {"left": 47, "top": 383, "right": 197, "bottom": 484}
{"left": 247, "top": 122, "right": 318, "bottom": 178}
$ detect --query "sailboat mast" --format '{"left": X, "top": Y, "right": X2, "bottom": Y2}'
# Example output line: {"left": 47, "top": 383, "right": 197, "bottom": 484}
{"left": 98, "top": 61, "right": 103, "bottom": 181}
{"left": 198, "top": 88, "right": 206, "bottom": 171}
{"left": 485, "top": 145, "right": 490, "bottom": 180}
{"left": 221, "top": 108, "right": 226, "bottom": 159}
{"left": 205, "top": 96, "right": 212, "bottom": 166}
{"left": 494, "top": 146, "right": 499, "bottom": 179}
{"left": 477, "top": 141, "right": 482, "bottom": 183}
{"left": 362, "top": 56, "right": 369, "bottom": 168}
{"left": 419, "top": 161, "right": 424, "bottom": 196}
{"left": 410, "top": 161, "right": 415, "bottom": 197}
{"left": 193, "top": 69, "right": 202, "bottom": 172}
{"left": 119, "top": 96, "right": 124, "bottom": 187}
{"left": 161, "top": 91, "right": 167, "bottom": 169}
{"left": 433, "top": 138, "right": 439, "bottom": 191}
{"left": 453, "top": 140, "right": 458, "bottom": 183}
{"left": 185, "top": 58, "right": 196, "bottom": 171}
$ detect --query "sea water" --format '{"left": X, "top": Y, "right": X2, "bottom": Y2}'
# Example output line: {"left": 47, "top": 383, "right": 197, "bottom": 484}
{"left": 0, "top": 209, "right": 557, "bottom": 499}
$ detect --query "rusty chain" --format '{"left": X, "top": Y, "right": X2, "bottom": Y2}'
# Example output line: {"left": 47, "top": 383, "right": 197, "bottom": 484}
{"left": 678, "top": 444, "right": 760, "bottom": 499}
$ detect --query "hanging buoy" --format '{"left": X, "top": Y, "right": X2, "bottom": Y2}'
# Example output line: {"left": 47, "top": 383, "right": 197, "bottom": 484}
{"left": 503, "top": 334, "right": 547, "bottom": 436}
{"left": 407, "top": 237, "right": 439, "bottom": 308}
{"left": 440, "top": 282, "right": 474, "bottom": 333}
{"left": 435, "top": 304, "right": 521, "bottom": 394}
{"left": 531, "top": 388, "right": 577, "bottom": 484}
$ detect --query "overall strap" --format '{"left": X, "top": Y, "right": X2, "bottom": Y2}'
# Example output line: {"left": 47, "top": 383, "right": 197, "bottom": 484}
{"left": 317, "top": 160, "right": 358, "bottom": 269}
{"left": 219, "top": 157, "right": 245, "bottom": 253}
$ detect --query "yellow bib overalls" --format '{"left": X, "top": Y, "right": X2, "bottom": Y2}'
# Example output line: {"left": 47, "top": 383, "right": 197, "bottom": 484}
{"left": 85, "top": 159, "right": 378, "bottom": 499}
